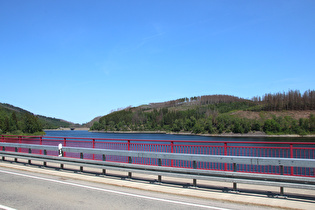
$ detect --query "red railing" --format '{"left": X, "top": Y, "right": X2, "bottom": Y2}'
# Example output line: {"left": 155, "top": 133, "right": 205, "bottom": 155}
{"left": 1, "top": 135, "right": 315, "bottom": 177}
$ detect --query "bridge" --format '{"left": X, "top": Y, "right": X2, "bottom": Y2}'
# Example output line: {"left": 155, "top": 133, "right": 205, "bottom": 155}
{"left": 2, "top": 134, "right": 315, "bottom": 176}
{"left": 0, "top": 135, "right": 315, "bottom": 209}
{"left": 1, "top": 135, "right": 315, "bottom": 209}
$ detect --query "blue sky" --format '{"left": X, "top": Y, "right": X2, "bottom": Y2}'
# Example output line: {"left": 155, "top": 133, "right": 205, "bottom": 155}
{"left": 1, "top": 0, "right": 314, "bottom": 124}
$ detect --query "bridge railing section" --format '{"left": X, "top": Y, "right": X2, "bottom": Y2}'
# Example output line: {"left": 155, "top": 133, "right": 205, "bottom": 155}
{"left": 1, "top": 135, "right": 315, "bottom": 177}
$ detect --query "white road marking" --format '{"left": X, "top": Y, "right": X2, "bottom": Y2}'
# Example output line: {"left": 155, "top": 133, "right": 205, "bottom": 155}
{"left": 0, "top": 204, "right": 16, "bottom": 210}
{"left": 0, "top": 169, "right": 232, "bottom": 210}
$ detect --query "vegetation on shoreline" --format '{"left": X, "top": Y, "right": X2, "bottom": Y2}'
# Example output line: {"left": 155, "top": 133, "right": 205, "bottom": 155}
{"left": 91, "top": 90, "right": 315, "bottom": 135}
{"left": 1, "top": 90, "right": 314, "bottom": 136}
{"left": 0, "top": 103, "right": 72, "bottom": 135}
{"left": 0, "top": 109, "right": 43, "bottom": 135}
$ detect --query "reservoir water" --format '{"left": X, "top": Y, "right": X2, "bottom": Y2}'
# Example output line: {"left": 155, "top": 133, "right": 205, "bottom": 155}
{"left": 44, "top": 130, "right": 315, "bottom": 143}
{"left": 41, "top": 130, "right": 315, "bottom": 175}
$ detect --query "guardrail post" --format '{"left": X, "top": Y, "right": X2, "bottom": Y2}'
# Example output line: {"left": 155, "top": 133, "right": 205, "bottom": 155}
{"left": 127, "top": 140, "right": 131, "bottom": 163}
{"left": 28, "top": 148, "right": 31, "bottom": 164}
{"left": 1, "top": 146, "right": 5, "bottom": 161}
{"left": 280, "top": 165, "right": 284, "bottom": 196}
{"left": 233, "top": 163, "right": 237, "bottom": 191}
{"left": 15, "top": 147, "right": 18, "bottom": 162}
{"left": 80, "top": 153, "right": 84, "bottom": 172}
{"left": 128, "top": 151, "right": 132, "bottom": 179}
{"left": 158, "top": 158, "right": 162, "bottom": 182}
{"left": 102, "top": 154, "right": 106, "bottom": 175}
{"left": 127, "top": 140, "right": 132, "bottom": 179}
{"left": 193, "top": 160, "right": 197, "bottom": 187}
{"left": 44, "top": 150, "right": 47, "bottom": 166}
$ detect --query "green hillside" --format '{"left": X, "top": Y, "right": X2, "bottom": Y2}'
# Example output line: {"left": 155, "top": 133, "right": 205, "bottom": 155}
{"left": 0, "top": 103, "right": 73, "bottom": 134}
{"left": 91, "top": 90, "right": 315, "bottom": 135}
{"left": 0, "top": 103, "right": 42, "bottom": 134}
{"left": 37, "top": 115, "right": 73, "bottom": 129}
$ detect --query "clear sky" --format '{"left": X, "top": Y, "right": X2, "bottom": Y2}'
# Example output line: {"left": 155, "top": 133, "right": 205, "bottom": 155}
{"left": 1, "top": 0, "right": 314, "bottom": 124}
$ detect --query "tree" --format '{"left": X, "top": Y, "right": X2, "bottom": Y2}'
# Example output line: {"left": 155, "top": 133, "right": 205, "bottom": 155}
{"left": 91, "top": 121, "right": 102, "bottom": 130}
{"left": 252, "top": 120, "right": 262, "bottom": 131}
{"left": 310, "top": 114, "right": 315, "bottom": 132}
{"left": 3, "top": 116, "right": 10, "bottom": 133}
{"left": 233, "top": 119, "right": 244, "bottom": 134}
{"left": 22, "top": 113, "right": 42, "bottom": 134}
{"left": 263, "top": 119, "right": 280, "bottom": 133}
{"left": 192, "top": 119, "right": 204, "bottom": 134}
{"left": 172, "top": 119, "right": 183, "bottom": 132}
{"left": 204, "top": 118, "right": 214, "bottom": 133}
{"left": 10, "top": 112, "right": 18, "bottom": 131}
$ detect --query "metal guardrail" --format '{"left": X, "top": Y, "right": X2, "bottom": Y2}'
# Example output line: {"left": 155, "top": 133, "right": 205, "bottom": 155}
{"left": 1, "top": 142, "right": 315, "bottom": 197}
{"left": 3, "top": 134, "right": 315, "bottom": 176}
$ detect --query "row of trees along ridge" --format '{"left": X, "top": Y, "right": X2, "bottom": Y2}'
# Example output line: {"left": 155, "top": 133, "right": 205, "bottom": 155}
{"left": 91, "top": 90, "right": 315, "bottom": 135}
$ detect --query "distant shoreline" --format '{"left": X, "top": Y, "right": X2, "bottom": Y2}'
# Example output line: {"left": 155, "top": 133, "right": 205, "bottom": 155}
{"left": 44, "top": 128, "right": 315, "bottom": 138}
{"left": 89, "top": 130, "right": 315, "bottom": 138}
{"left": 44, "top": 128, "right": 89, "bottom": 131}
{"left": 90, "top": 130, "right": 168, "bottom": 134}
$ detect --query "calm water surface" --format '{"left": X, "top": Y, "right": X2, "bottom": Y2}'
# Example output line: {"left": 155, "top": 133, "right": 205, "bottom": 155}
{"left": 44, "top": 130, "right": 315, "bottom": 143}
{"left": 43, "top": 131, "right": 315, "bottom": 175}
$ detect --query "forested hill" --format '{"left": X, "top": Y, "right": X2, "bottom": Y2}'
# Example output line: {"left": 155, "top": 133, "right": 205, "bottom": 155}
{"left": 90, "top": 90, "right": 315, "bottom": 135}
{"left": 0, "top": 103, "right": 74, "bottom": 134}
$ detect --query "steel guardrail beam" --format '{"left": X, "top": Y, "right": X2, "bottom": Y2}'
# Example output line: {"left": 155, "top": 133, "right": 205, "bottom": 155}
{"left": 68, "top": 147, "right": 314, "bottom": 167}
{"left": 0, "top": 142, "right": 58, "bottom": 150}
{"left": 1, "top": 150, "right": 315, "bottom": 184}
{"left": 1, "top": 151, "right": 315, "bottom": 191}
{"left": 1, "top": 142, "right": 315, "bottom": 168}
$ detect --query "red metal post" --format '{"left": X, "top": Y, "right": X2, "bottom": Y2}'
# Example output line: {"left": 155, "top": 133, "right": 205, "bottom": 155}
{"left": 128, "top": 140, "right": 131, "bottom": 164}
{"left": 128, "top": 140, "right": 130, "bottom": 150}
{"left": 224, "top": 142, "right": 227, "bottom": 171}
{"left": 40, "top": 136, "right": 43, "bottom": 155}
{"left": 93, "top": 139, "right": 95, "bottom": 160}
{"left": 171, "top": 141, "right": 174, "bottom": 167}
{"left": 63, "top": 138, "right": 66, "bottom": 157}
{"left": 18, "top": 136, "right": 22, "bottom": 152}
{"left": 290, "top": 144, "right": 294, "bottom": 175}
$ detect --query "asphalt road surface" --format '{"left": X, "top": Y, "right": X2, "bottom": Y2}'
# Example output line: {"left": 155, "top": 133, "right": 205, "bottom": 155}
{"left": 0, "top": 166, "right": 279, "bottom": 210}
